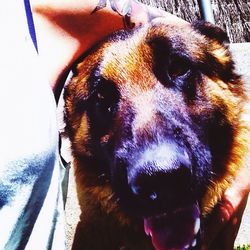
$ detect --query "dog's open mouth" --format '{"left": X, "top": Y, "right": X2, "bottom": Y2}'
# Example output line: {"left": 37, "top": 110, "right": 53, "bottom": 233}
{"left": 143, "top": 203, "right": 200, "bottom": 250}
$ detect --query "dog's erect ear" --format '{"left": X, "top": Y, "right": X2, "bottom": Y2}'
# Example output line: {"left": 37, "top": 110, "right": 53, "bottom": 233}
{"left": 192, "top": 20, "right": 229, "bottom": 44}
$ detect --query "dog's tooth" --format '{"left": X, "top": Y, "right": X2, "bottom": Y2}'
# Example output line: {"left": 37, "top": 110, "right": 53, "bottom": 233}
{"left": 192, "top": 239, "right": 197, "bottom": 247}
{"left": 184, "top": 244, "right": 190, "bottom": 249}
{"left": 194, "top": 218, "right": 200, "bottom": 234}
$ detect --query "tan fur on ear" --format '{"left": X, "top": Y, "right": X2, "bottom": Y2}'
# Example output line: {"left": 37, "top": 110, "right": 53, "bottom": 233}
{"left": 202, "top": 95, "right": 250, "bottom": 215}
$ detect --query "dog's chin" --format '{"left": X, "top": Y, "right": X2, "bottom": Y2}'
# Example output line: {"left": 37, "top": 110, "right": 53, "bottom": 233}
{"left": 143, "top": 203, "right": 200, "bottom": 250}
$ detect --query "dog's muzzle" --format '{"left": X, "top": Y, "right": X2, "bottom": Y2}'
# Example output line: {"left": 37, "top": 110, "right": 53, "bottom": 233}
{"left": 114, "top": 141, "right": 201, "bottom": 250}
{"left": 128, "top": 142, "right": 192, "bottom": 209}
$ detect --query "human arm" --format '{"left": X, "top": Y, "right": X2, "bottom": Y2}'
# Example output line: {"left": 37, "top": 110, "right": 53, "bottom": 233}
{"left": 30, "top": 0, "right": 185, "bottom": 91}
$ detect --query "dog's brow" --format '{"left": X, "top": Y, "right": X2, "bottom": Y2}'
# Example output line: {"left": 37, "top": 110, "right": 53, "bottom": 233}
{"left": 87, "top": 66, "right": 118, "bottom": 99}
{"left": 72, "top": 65, "right": 103, "bottom": 110}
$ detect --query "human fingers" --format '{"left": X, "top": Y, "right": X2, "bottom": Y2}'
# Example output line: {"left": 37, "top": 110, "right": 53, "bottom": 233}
{"left": 202, "top": 167, "right": 250, "bottom": 250}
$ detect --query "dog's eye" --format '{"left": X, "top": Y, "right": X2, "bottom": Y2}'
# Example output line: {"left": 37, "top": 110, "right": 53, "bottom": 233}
{"left": 88, "top": 78, "right": 120, "bottom": 137}
{"left": 168, "top": 57, "right": 191, "bottom": 80}
{"left": 95, "top": 83, "right": 119, "bottom": 114}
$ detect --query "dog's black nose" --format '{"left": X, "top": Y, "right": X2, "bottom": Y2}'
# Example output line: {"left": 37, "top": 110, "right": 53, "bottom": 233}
{"left": 127, "top": 143, "right": 193, "bottom": 213}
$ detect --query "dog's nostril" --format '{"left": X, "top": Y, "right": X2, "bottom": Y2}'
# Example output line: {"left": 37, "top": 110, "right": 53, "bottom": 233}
{"left": 131, "top": 185, "right": 158, "bottom": 201}
{"left": 132, "top": 186, "right": 159, "bottom": 202}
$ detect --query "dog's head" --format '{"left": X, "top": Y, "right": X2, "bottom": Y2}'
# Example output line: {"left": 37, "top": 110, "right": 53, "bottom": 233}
{"left": 65, "top": 19, "right": 246, "bottom": 250}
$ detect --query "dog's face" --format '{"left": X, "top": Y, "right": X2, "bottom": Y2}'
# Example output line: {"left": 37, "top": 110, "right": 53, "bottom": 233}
{"left": 65, "top": 19, "right": 246, "bottom": 250}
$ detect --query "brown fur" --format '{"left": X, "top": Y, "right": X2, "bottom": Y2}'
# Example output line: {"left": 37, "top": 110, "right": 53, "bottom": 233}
{"left": 64, "top": 19, "right": 249, "bottom": 250}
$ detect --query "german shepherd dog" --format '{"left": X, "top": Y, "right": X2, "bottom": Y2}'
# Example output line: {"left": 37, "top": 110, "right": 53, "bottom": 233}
{"left": 64, "top": 19, "right": 249, "bottom": 250}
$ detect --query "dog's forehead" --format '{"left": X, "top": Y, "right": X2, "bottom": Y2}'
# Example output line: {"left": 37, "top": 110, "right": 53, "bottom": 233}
{"left": 145, "top": 20, "right": 205, "bottom": 53}
{"left": 97, "top": 22, "right": 206, "bottom": 91}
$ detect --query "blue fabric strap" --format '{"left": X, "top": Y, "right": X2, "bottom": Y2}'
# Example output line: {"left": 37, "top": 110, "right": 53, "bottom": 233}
{"left": 24, "top": 0, "right": 38, "bottom": 53}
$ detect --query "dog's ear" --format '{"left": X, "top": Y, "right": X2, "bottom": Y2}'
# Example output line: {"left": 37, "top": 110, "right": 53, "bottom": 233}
{"left": 192, "top": 20, "right": 229, "bottom": 44}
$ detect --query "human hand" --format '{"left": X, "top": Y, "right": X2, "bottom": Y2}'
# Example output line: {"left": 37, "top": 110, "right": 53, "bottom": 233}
{"left": 202, "top": 167, "right": 250, "bottom": 250}
{"left": 95, "top": 0, "right": 186, "bottom": 29}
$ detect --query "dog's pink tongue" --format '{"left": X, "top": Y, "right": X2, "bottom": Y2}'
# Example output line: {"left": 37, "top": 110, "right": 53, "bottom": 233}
{"left": 144, "top": 204, "right": 200, "bottom": 250}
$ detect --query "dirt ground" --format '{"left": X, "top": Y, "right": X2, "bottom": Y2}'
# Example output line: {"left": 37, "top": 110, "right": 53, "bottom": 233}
{"left": 62, "top": 43, "right": 250, "bottom": 249}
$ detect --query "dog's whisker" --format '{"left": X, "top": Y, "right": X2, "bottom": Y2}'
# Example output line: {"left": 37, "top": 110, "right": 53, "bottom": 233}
{"left": 114, "top": 197, "right": 120, "bottom": 203}
{"left": 107, "top": 193, "right": 115, "bottom": 200}
{"left": 209, "top": 171, "right": 216, "bottom": 176}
